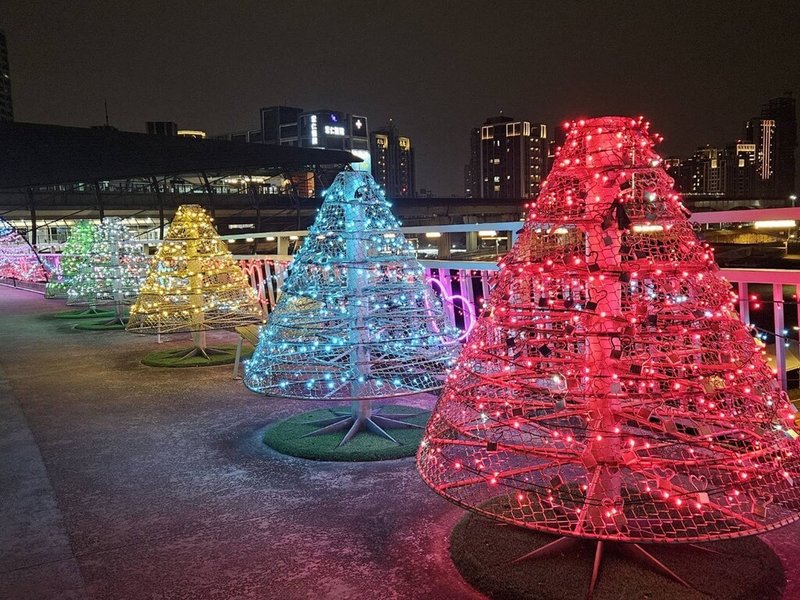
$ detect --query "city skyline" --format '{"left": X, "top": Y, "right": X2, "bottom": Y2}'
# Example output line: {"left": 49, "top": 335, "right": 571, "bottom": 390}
{"left": 1, "top": 1, "right": 798, "bottom": 195}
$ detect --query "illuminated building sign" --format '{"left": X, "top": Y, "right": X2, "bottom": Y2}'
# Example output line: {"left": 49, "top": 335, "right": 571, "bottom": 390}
{"left": 351, "top": 149, "right": 372, "bottom": 173}
{"left": 310, "top": 115, "right": 318, "bottom": 145}
{"left": 324, "top": 125, "right": 345, "bottom": 136}
{"left": 352, "top": 116, "right": 368, "bottom": 137}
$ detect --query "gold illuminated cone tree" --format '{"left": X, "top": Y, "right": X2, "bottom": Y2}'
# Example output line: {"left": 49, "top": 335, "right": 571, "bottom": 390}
{"left": 126, "top": 204, "right": 263, "bottom": 360}
{"left": 417, "top": 116, "right": 800, "bottom": 594}
{"left": 66, "top": 217, "right": 149, "bottom": 325}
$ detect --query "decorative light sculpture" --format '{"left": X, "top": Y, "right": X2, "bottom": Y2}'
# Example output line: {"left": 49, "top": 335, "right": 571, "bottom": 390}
{"left": 0, "top": 217, "right": 48, "bottom": 283}
{"left": 67, "top": 217, "right": 149, "bottom": 324}
{"left": 127, "top": 204, "right": 263, "bottom": 359}
{"left": 45, "top": 220, "right": 97, "bottom": 299}
{"left": 245, "top": 169, "right": 460, "bottom": 445}
{"left": 417, "top": 116, "right": 800, "bottom": 592}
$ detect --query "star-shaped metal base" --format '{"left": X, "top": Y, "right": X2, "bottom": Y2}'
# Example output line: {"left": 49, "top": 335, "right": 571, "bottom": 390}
{"left": 512, "top": 535, "right": 712, "bottom": 600}
{"left": 302, "top": 404, "right": 425, "bottom": 446}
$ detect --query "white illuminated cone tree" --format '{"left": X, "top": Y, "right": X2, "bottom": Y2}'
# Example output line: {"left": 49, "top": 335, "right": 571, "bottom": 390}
{"left": 67, "top": 218, "right": 149, "bottom": 324}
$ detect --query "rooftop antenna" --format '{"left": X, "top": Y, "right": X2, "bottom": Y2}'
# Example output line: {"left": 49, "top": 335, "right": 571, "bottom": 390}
{"left": 104, "top": 100, "right": 110, "bottom": 127}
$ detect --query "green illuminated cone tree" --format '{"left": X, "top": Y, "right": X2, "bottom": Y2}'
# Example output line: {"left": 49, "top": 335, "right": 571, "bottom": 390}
{"left": 67, "top": 218, "right": 149, "bottom": 326}
{"left": 46, "top": 220, "right": 97, "bottom": 299}
{"left": 126, "top": 204, "right": 263, "bottom": 363}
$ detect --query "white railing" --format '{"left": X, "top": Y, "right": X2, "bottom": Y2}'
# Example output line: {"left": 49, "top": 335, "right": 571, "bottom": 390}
{"left": 7, "top": 206, "right": 800, "bottom": 390}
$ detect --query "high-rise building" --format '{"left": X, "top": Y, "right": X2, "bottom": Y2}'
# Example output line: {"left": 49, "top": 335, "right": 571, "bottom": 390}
{"left": 746, "top": 94, "right": 797, "bottom": 197}
{"left": 476, "top": 115, "right": 549, "bottom": 199}
{"left": 257, "top": 106, "right": 370, "bottom": 171}
{"left": 0, "top": 29, "right": 13, "bottom": 122}
{"left": 260, "top": 106, "right": 303, "bottom": 146}
{"left": 464, "top": 128, "right": 480, "bottom": 198}
{"left": 689, "top": 146, "right": 726, "bottom": 195}
{"left": 529, "top": 123, "right": 549, "bottom": 193}
{"left": 746, "top": 117, "right": 777, "bottom": 195}
{"left": 760, "top": 94, "right": 797, "bottom": 196}
{"left": 724, "top": 141, "right": 757, "bottom": 197}
{"left": 371, "top": 123, "right": 415, "bottom": 198}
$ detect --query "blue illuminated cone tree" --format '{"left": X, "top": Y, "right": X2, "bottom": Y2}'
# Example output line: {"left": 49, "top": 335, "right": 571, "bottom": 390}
{"left": 46, "top": 220, "right": 97, "bottom": 299}
{"left": 67, "top": 218, "right": 149, "bottom": 325}
{"left": 0, "top": 217, "right": 48, "bottom": 283}
{"left": 245, "top": 170, "right": 460, "bottom": 445}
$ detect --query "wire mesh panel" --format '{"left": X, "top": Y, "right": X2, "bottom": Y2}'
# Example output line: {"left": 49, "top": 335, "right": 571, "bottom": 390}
{"left": 67, "top": 218, "right": 149, "bottom": 306}
{"left": 127, "top": 204, "right": 262, "bottom": 334}
{"left": 0, "top": 217, "right": 49, "bottom": 283}
{"left": 244, "top": 170, "right": 461, "bottom": 401}
{"left": 418, "top": 116, "right": 800, "bottom": 543}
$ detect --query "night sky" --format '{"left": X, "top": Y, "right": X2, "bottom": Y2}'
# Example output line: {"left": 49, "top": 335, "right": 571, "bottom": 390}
{"left": 1, "top": 1, "right": 799, "bottom": 196}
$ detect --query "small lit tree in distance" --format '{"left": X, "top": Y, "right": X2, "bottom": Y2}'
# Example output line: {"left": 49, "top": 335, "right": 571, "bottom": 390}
{"left": 126, "top": 204, "right": 263, "bottom": 364}
{"left": 417, "top": 116, "right": 800, "bottom": 594}
{"left": 245, "top": 169, "right": 460, "bottom": 447}
{"left": 0, "top": 217, "right": 48, "bottom": 284}
{"left": 67, "top": 217, "right": 149, "bottom": 327}
{"left": 46, "top": 220, "right": 97, "bottom": 299}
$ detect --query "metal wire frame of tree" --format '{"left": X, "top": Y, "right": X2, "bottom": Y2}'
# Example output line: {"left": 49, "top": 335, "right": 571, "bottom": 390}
{"left": 244, "top": 169, "right": 461, "bottom": 445}
{"left": 126, "top": 203, "right": 263, "bottom": 359}
{"left": 417, "top": 116, "right": 800, "bottom": 595}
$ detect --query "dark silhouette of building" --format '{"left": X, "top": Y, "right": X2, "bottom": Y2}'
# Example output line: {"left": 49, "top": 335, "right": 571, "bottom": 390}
{"left": 474, "top": 115, "right": 549, "bottom": 199}
{"left": 371, "top": 122, "right": 415, "bottom": 198}
{"left": 761, "top": 94, "right": 797, "bottom": 196}
{"left": 146, "top": 121, "right": 178, "bottom": 136}
{"left": 0, "top": 29, "right": 13, "bottom": 122}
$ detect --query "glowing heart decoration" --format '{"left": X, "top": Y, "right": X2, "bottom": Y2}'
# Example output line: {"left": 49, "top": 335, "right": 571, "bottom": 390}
{"left": 426, "top": 276, "right": 476, "bottom": 341}
{"left": 239, "top": 258, "right": 268, "bottom": 307}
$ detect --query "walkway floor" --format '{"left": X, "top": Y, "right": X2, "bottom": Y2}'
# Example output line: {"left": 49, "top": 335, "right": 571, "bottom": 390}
{"left": 4, "top": 285, "right": 800, "bottom": 599}
{"left": 0, "top": 287, "right": 482, "bottom": 599}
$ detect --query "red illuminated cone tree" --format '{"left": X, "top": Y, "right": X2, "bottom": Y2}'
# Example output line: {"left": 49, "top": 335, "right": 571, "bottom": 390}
{"left": 0, "top": 217, "right": 48, "bottom": 283}
{"left": 418, "top": 116, "right": 800, "bottom": 592}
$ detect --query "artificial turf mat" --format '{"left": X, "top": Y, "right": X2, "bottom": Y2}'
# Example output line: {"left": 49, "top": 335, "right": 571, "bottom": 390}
{"left": 51, "top": 308, "right": 116, "bottom": 319}
{"left": 74, "top": 319, "right": 126, "bottom": 331}
{"left": 263, "top": 405, "right": 429, "bottom": 461}
{"left": 141, "top": 344, "right": 250, "bottom": 368}
{"left": 449, "top": 502, "right": 784, "bottom": 600}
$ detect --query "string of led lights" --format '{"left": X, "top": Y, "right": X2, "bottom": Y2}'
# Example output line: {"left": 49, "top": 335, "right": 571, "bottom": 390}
{"left": 45, "top": 220, "right": 97, "bottom": 298}
{"left": 245, "top": 170, "right": 461, "bottom": 402}
{"left": 418, "top": 116, "right": 800, "bottom": 544}
{"left": 126, "top": 204, "right": 263, "bottom": 337}
{"left": 67, "top": 218, "right": 149, "bottom": 311}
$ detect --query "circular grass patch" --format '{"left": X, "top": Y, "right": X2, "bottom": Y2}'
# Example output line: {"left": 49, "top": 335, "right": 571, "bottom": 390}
{"left": 141, "top": 344, "right": 250, "bottom": 368}
{"left": 450, "top": 505, "right": 784, "bottom": 600}
{"left": 51, "top": 308, "right": 116, "bottom": 320}
{"left": 263, "top": 405, "right": 429, "bottom": 461}
{"left": 74, "top": 319, "right": 126, "bottom": 331}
